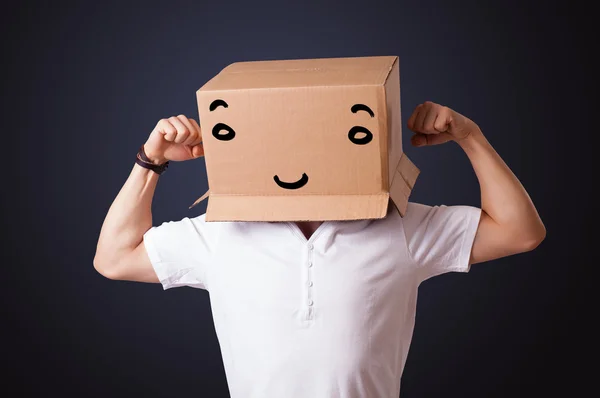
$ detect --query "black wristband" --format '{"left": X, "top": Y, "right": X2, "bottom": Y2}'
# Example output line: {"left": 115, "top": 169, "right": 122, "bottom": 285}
{"left": 136, "top": 146, "right": 169, "bottom": 175}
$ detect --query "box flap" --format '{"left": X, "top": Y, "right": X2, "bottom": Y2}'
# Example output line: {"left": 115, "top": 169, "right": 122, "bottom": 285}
{"left": 389, "top": 153, "right": 420, "bottom": 216}
{"left": 189, "top": 190, "right": 210, "bottom": 209}
{"left": 397, "top": 153, "right": 419, "bottom": 189}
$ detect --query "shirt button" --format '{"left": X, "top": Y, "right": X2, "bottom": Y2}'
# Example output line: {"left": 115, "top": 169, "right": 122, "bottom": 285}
{"left": 308, "top": 281, "right": 313, "bottom": 287}
{"left": 307, "top": 261, "right": 313, "bottom": 268}
{"left": 307, "top": 299, "right": 313, "bottom": 306}
{"left": 308, "top": 243, "right": 314, "bottom": 250}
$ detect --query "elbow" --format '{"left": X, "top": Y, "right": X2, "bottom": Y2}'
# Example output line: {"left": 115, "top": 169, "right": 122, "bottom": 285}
{"left": 518, "top": 223, "right": 546, "bottom": 252}
{"left": 93, "top": 255, "right": 123, "bottom": 280}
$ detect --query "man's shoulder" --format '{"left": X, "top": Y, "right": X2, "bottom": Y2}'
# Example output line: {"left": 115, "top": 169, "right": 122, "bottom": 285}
{"left": 156, "top": 213, "right": 226, "bottom": 234}
{"left": 401, "top": 201, "right": 482, "bottom": 230}
{"left": 406, "top": 201, "right": 436, "bottom": 212}
{"left": 186, "top": 213, "right": 231, "bottom": 230}
{"left": 404, "top": 201, "right": 473, "bottom": 217}
{"left": 383, "top": 201, "right": 435, "bottom": 223}
{"left": 186, "top": 214, "right": 271, "bottom": 237}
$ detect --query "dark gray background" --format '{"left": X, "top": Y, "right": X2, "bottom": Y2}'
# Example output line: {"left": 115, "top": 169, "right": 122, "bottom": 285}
{"left": 1, "top": 0, "right": 592, "bottom": 396}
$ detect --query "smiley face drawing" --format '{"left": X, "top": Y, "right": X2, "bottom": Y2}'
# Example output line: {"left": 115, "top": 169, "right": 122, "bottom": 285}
{"left": 206, "top": 98, "right": 378, "bottom": 192}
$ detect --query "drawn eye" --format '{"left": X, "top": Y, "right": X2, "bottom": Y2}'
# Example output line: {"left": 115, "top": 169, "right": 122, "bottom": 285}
{"left": 348, "top": 126, "right": 373, "bottom": 145}
{"left": 212, "top": 123, "right": 236, "bottom": 141}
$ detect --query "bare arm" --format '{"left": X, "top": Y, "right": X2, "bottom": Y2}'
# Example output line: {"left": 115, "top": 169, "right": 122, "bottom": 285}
{"left": 408, "top": 101, "right": 546, "bottom": 265}
{"left": 93, "top": 164, "right": 160, "bottom": 282}
{"left": 457, "top": 129, "right": 545, "bottom": 264}
{"left": 93, "top": 115, "right": 204, "bottom": 281}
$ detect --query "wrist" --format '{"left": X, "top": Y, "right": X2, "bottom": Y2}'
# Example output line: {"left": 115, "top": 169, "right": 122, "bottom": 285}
{"left": 136, "top": 145, "right": 170, "bottom": 175}
{"left": 142, "top": 144, "right": 167, "bottom": 165}
{"left": 456, "top": 128, "right": 486, "bottom": 152}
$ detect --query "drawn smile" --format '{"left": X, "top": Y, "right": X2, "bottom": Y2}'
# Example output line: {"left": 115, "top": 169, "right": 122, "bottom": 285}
{"left": 273, "top": 173, "right": 309, "bottom": 189}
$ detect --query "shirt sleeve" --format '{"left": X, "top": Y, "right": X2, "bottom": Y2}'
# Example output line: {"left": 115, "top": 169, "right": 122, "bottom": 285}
{"left": 143, "top": 215, "right": 216, "bottom": 290}
{"left": 402, "top": 202, "right": 482, "bottom": 282}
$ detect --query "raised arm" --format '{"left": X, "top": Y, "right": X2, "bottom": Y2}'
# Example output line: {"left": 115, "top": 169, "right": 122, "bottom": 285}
{"left": 407, "top": 101, "right": 546, "bottom": 265}
{"left": 93, "top": 115, "right": 204, "bottom": 281}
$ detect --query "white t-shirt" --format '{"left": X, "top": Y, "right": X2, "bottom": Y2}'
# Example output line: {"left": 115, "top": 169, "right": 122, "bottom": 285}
{"left": 143, "top": 202, "right": 481, "bottom": 398}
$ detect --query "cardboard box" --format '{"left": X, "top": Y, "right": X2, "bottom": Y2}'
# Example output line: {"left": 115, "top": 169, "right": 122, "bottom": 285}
{"left": 190, "top": 56, "right": 419, "bottom": 221}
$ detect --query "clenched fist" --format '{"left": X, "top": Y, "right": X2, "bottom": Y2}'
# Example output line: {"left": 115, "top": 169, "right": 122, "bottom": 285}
{"left": 143, "top": 115, "right": 204, "bottom": 164}
{"left": 407, "top": 101, "right": 481, "bottom": 147}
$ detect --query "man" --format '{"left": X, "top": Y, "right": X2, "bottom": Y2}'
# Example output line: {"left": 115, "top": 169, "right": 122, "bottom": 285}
{"left": 94, "top": 101, "right": 545, "bottom": 397}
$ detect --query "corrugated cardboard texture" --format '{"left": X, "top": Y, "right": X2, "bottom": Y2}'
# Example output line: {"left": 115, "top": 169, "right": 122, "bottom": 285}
{"left": 206, "top": 194, "right": 390, "bottom": 222}
{"left": 201, "top": 56, "right": 396, "bottom": 90}
{"left": 389, "top": 153, "right": 420, "bottom": 216}
{"left": 191, "top": 56, "right": 419, "bottom": 221}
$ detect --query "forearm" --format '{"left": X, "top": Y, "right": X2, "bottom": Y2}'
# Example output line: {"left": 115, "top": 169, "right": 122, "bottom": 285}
{"left": 457, "top": 128, "right": 546, "bottom": 245}
{"left": 94, "top": 163, "right": 159, "bottom": 270}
